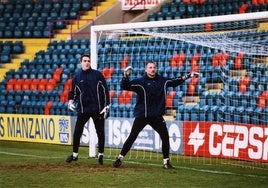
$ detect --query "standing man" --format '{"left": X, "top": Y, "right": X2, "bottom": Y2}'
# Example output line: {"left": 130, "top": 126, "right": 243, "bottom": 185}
{"left": 66, "top": 54, "right": 110, "bottom": 165}
{"left": 113, "top": 62, "right": 197, "bottom": 169}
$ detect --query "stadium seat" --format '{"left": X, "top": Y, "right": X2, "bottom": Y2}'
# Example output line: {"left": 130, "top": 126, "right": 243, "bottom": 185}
{"left": 260, "top": 107, "right": 268, "bottom": 125}
{"left": 148, "top": 12, "right": 158, "bottom": 21}
{"left": 6, "top": 78, "right": 16, "bottom": 91}
{"left": 190, "top": 104, "right": 199, "bottom": 121}
{"left": 183, "top": 105, "right": 193, "bottom": 121}
{"left": 209, "top": 105, "right": 219, "bottom": 121}
{"left": 109, "top": 90, "right": 116, "bottom": 102}
{"left": 60, "top": 90, "right": 69, "bottom": 103}
{"left": 226, "top": 106, "right": 236, "bottom": 122}
{"left": 0, "top": 52, "right": 10, "bottom": 63}
{"left": 21, "top": 79, "right": 31, "bottom": 91}
{"left": 6, "top": 101, "right": 15, "bottom": 113}
{"left": 13, "top": 79, "right": 24, "bottom": 91}
{"left": 0, "top": 100, "right": 7, "bottom": 113}
{"left": 44, "top": 101, "right": 54, "bottom": 115}
{"left": 53, "top": 68, "right": 63, "bottom": 82}
{"left": 102, "top": 67, "right": 115, "bottom": 81}
{"left": 187, "top": 84, "right": 196, "bottom": 95}
{"left": 12, "top": 41, "right": 24, "bottom": 54}
{"left": 234, "top": 106, "right": 244, "bottom": 123}
{"left": 198, "top": 105, "right": 208, "bottom": 121}
{"left": 251, "top": 107, "right": 262, "bottom": 124}
{"left": 217, "top": 105, "right": 225, "bottom": 121}
{"left": 37, "top": 79, "right": 48, "bottom": 92}
{"left": 118, "top": 91, "right": 134, "bottom": 105}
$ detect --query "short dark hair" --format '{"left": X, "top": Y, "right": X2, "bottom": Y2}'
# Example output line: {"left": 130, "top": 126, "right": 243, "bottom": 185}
{"left": 80, "top": 54, "right": 90, "bottom": 62}
{"left": 146, "top": 61, "right": 155, "bottom": 65}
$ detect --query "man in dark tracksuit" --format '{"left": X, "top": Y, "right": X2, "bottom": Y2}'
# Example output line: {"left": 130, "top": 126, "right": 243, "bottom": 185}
{"left": 66, "top": 54, "right": 110, "bottom": 165}
{"left": 113, "top": 62, "right": 196, "bottom": 169}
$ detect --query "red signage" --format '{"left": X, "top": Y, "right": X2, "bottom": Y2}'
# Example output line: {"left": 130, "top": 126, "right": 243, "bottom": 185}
{"left": 183, "top": 121, "right": 268, "bottom": 163}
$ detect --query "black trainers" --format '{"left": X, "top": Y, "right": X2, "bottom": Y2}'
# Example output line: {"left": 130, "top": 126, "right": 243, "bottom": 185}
{"left": 98, "top": 155, "right": 103, "bottom": 165}
{"left": 65, "top": 155, "right": 78, "bottom": 163}
{"left": 113, "top": 157, "right": 122, "bottom": 168}
{"left": 163, "top": 160, "right": 175, "bottom": 169}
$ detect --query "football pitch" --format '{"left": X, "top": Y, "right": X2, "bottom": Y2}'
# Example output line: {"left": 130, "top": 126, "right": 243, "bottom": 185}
{"left": 0, "top": 140, "right": 267, "bottom": 188}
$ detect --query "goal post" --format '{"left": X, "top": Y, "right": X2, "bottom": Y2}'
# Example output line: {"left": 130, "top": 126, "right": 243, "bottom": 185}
{"left": 91, "top": 11, "right": 268, "bottom": 67}
{"left": 89, "top": 12, "right": 268, "bottom": 165}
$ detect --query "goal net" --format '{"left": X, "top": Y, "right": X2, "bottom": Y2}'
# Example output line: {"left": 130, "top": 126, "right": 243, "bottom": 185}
{"left": 90, "top": 12, "right": 268, "bottom": 167}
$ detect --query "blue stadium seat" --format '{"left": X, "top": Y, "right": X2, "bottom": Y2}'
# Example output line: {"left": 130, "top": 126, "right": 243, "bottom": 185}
{"left": 224, "top": 106, "right": 235, "bottom": 122}
{"left": 183, "top": 105, "right": 193, "bottom": 121}
{"left": 251, "top": 107, "right": 262, "bottom": 125}
{"left": 198, "top": 105, "right": 208, "bottom": 121}
{"left": 206, "top": 105, "right": 216, "bottom": 121}
{"left": 148, "top": 12, "right": 158, "bottom": 21}
{"left": 6, "top": 101, "right": 15, "bottom": 113}
{"left": 81, "top": 1, "right": 93, "bottom": 11}
{"left": 217, "top": 105, "right": 225, "bottom": 122}
{"left": 234, "top": 106, "right": 244, "bottom": 123}
{"left": 0, "top": 52, "right": 10, "bottom": 63}
{"left": 0, "top": 3, "right": 4, "bottom": 13}
{"left": 242, "top": 107, "right": 254, "bottom": 124}
{"left": 260, "top": 108, "right": 268, "bottom": 125}
{"left": 190, "top": 104, "right": 199, "bottom": 121}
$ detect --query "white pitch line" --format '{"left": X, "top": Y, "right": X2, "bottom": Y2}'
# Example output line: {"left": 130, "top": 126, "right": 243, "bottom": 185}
{"left": 1, "top": 151, "right": 267, "bottom": 179}
{"left": 0, "top": 151, "right": 63, "bottom": 159}
{"left": 110, "top": 159, "right": 268, "bottom": 179}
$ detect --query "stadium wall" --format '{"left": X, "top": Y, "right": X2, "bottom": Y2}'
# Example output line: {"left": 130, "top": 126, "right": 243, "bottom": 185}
{"left": 1, "top": 114, "right": 267, "bottom": 162}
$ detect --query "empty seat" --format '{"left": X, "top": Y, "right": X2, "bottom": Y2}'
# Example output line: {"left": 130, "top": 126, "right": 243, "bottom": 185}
{"left": 81, "top": 1, "right": 93, "bottom": 11}
{"left": 44, "top": 101, "right": 54, "bottom": 115}
{"left": 118, "top": 91, "right": 134, "bottom": 105}
{"left": 13, "top": 79, "right": 24, "bottom": 91}
{"left": 29, "top": 79, "right": 40, "bottom": 91}
{"left": 0, "top": 52, "right": 10, "bottom": 63}
{"left": 102, "top": 67, "right": 115, "bottom": 81}
{"left": 166, "top": 91, "right": 176, "bottom": 108}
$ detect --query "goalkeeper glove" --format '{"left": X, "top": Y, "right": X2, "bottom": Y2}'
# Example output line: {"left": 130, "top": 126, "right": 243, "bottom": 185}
{"left": 185, "top": 72, "right": 199, "bottom": 79}
{"left": 68, "top": 100, "right": 76, "bottom": 112}
{"left": 123, "top": 66, "right": 133, "bottom": 78}
{"left": 100, "top": 105, "right": 110, "bottom": 119}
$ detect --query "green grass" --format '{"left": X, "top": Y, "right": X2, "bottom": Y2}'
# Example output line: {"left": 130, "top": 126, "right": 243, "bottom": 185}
{"left": 0, "top": 141, "right": 267, "bottom": 188}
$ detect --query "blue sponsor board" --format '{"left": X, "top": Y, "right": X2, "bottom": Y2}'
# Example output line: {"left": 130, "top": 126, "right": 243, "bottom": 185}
{"left": 78, "top": 117, "right": 183, "bottom": 155}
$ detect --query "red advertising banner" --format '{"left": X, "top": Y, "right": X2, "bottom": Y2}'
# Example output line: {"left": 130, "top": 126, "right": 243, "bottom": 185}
{"left": 183, "top": 121, "right": 268, "bottom": 163}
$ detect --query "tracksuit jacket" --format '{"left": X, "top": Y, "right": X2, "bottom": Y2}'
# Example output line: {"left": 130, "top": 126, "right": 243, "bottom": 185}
{"left": 68, "top": 68, "right": 110, "bottom": 114}
{"left": 121, "top": 73, "right": 185, "bottom": 118}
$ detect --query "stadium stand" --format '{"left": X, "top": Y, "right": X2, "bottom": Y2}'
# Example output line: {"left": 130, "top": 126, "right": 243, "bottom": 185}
{"left": 0, "top": 0, "right": 95, "bottom": 38}
{"left": 0, "top": 0, "right": 267, "bottom": 125}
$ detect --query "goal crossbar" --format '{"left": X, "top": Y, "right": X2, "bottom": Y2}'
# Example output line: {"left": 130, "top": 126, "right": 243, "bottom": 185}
{"left": 90, "top": 11, "right": 268, "bottom": 68}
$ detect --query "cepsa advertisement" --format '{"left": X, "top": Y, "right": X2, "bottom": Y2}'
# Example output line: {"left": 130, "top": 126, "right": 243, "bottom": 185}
{"left": 78, "top": 118, "right": 268, "bottom": 163}
{"left": 183, "top": 121, "right": 268, "bottom": 163}
{"left": 0, "top": 114, "right": 72, "bottom": 145}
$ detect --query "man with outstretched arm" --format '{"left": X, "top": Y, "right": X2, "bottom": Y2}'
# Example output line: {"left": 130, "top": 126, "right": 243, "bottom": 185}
{"left": 113, "top": 62, "right": 198, "bottom": 169}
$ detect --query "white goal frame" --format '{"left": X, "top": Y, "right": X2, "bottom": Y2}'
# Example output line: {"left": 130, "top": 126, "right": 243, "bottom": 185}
{"left": 88, "top": 11, "right": 268, "bottom": 158}
{"left": 91, "top": 11, "right": 268, "bottom": 68}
